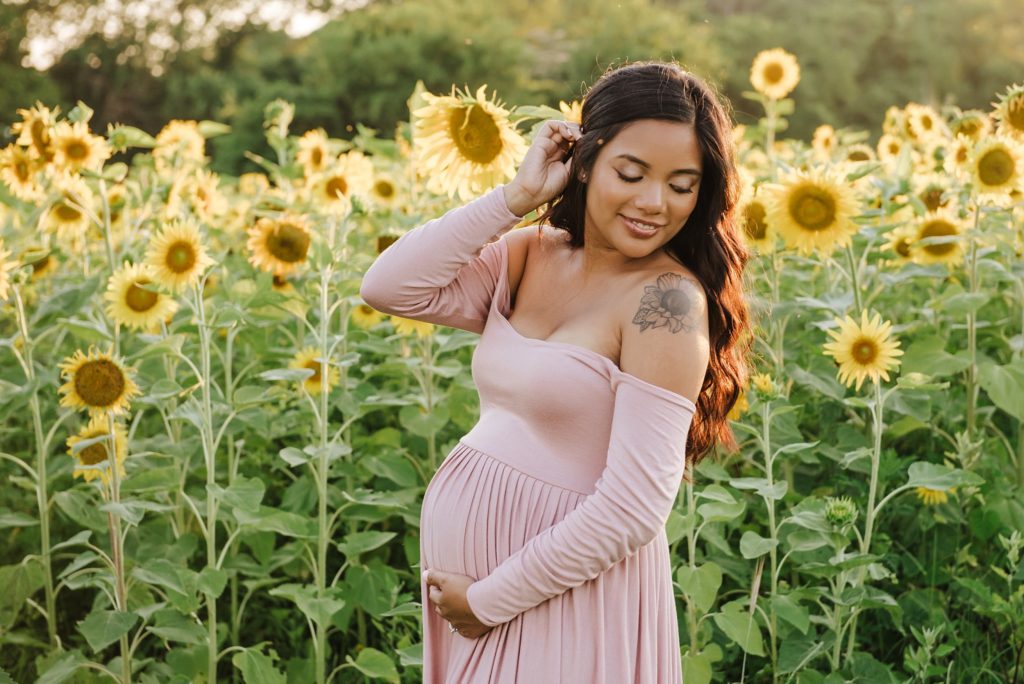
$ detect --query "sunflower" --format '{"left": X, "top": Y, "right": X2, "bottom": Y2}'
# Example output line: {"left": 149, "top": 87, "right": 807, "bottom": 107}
{"left": 844, "top": 144, "right": 876, "bottom": 163}
{"left": 882, "top": 225, "right": 916, "bottom": 265}
{"left": 915, "top": 486, "right": 952, "bottom": 506}
{"left": 913, "top": 174, "right": 954, "bottom": 214}
{"left": 247, "top": 214, "right": 312, "bottom": 276}
{"left": 969, "top": 136, "right": 1024, "bottom": 204}
{"left": 23, "top": 246, "right": 57, "bottom": 280}
{"left": 390, "top": 315, "right": 434, "bottom": 338}
{"left": 368, "top": 172, "right": 400, "bottom": 209}
{"left": 41, "top": 173, "right": 94, "bottom": 244}
{"left": 943, "top": 135, "right": 973, "bottom": 177}
{"left": 186, "top": 168, "right": 228, "bottom": 221}
{"left": 751, "top": 372, "right": 775, "bottom": 397}
{"left": 559, "top": 100, "right": 583, "bottom": 125}
{"left": 749, "top": 48, "right": 801, "bottom": 100}
{"left": 413, "top": 84, "right": 528, "bottom": 200}
{"left": 0, "top": 144, "right": 44, "bottom": 201}
{"left": 288, "top": 346, "right": 340, "bottom": 394}
{"left": 876, "top": 134, "right": 904, "bottom": 163}
{"left": 104, "top": 262, "right": 179, "bottom": 332}
{"left": 351, "top": 303, "right": 385, "bottom": 330}
{"left": 882, "top": 106, "right": 904, "bottom": 136}
{"left": 909, "top": 211, "right": 964, "bottom": 266}
{"left": 144, "top": 217, "right": 215, "bottom": 293}
{"left": 0, "top": 240, "right": 18, "bottom": 301}
{"left": 238, "top": 172, "right": 270, "bottom": 196}
{"left": 765, "top": 169, "right": 860, "bottom": 256}
{"left": 297, "top": 128, "right": 331, "bottom": 177}
{"left": 153, "top": 119, "right": 205, "bottom": 171}
{"left": 727, "top": 389, "right": 749, "bottom": 421}
{"left": 951, "top": 109, "right": 991, "bottom": 141}
{"left": 66, "top": 415, "right": 128, "bottom": 485}
{"left": 811, "top": 125, "right": 837, "bottom": 160}
{"left": 991, "top": 83, "right": 1024, "bottom": 141}
{"left": 311, "top": 151, "right": 374, "bottom": 213}
{"left": 904, "top": 103, "right": 946, "bottom": 143}
{"left": 11, "top": 102, "right": 58, "bottom": 161}
{"left": 58, "top": 346, "right": 140, "bottom": 418}
{"left": 739, "top": 195, "right": 775, "bottom": 254}
{"left": 50, "top": 121, "right": 112, "bottom": 174}
{"left": 822, "top": 310, "right": 904, "bottom": 391}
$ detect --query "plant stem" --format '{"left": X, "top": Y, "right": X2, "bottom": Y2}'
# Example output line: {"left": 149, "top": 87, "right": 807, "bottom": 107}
{"left": 106, "top": 415, "right": 131, "bottom": 683}
{"left": 12, "top": 286, "right": 58, "bottom": 648}
{"left": 844, "top": 379, "right": 884, "bottom": 663}
{"left": 845, "top": 241, "right": 863, "bottom": 313}
{"left": 965, "top": 206, "right": 981, "bottom": 439}
{"left": 761, "top": 400, "right": 780, "bottom": 683}
{"left": 315, "top": 267, "right": 331, "bottom": 684}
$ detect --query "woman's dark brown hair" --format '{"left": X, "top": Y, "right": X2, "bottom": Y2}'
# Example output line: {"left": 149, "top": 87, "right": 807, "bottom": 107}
{"left": 536, "top": 61, "right": 752, "bottom": 475}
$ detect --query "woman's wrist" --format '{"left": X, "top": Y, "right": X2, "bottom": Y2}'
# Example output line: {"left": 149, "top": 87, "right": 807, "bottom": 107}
{"left": 502, "top": 183, "right": 536, "bottom": 219}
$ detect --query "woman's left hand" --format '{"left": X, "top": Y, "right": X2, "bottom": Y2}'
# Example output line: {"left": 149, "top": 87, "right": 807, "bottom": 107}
{"left": 423, "top": 569, "right": 493, "bottom": 639}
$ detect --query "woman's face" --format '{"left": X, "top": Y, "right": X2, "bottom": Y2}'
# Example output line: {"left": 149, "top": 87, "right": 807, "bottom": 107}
{"left": 582, "top": 118, "right": 703, "bottom": 260}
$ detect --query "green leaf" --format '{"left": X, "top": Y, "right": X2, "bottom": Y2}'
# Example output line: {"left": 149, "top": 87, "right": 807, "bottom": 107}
{"left": 210, "top": 475, "right": 266, "bottom": 512}
{"left": 77, "top": 609, "right": 138, "bottom": 652}
{"left": 771, "top": 594, "right": 810, "bottom": 635}
{"left": 337, "top": 531, "right": 397, "bottom": 560}
{"left": 905, "top": 461, "right": 984, "bottom": 490}
{"left": 279, "top": 447, "right": 309, "bottom": 467}
{"left": 681, "top": 651, "right": 713, "bottom": 684}
{"left": 696, "top": 499, "right": 745, "bottom": 523}
{"left": 978, "top": 359, "right": 1024, "bottom": 420}
{"left": 231, "top": 647, "right": 287, "bottom": 684}
{"left": 676, "top": 562, "right": 722, "bottom": 613}
{"left": 234, "top": 506, "right": 316, "bottom": 538}
{"left": 148, "top": 610, "right": 207, "bottom": 645}
{"left": 0, "top": 562, "right": 44, "bottom": 626}
{"left": 0, "top": 666, "right": 15, "bottom": 684}
{"left": 198, "top": 567, "right": 229, "bottom": 598}
{"left": 936, "top": 291, "right": 990, "bottom": 315}
{"left": 712, "top": 604, "right": 765, "bottom": 656}
{"left": 198, "top": 120, "right": 232, "bottom": 138}
{"left": 347, "top": 647, "right": 400, "bottom": 683}
{"left": 268, "top": 583, "right": 345, "bottom": 627}
{"left": 260, "top": 368, "right": 314, "bottom": 382}
{"left": 900, "top": 337, "right": 971, "bottom": 377}
{"left": 0, "top": 509, "right": 38, "bottom": 528}
{"left": 35, "top": 650, "right": 86, "bottom": 684}
{"left": 788, "top": 365, "right": 845, "bottom": 400}
{"left": 399, "top": 403, "right": 450, "bottom": 437}
{"left": 740, "top": 531, "right": 779, "bottom": 559}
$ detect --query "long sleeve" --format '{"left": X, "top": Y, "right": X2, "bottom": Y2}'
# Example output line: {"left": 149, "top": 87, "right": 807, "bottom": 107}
{"left": 465, "top": 374, "right": 696, "bottom": 627}
{"left": 359, "top": 185, "right": 524, "bottom": 334}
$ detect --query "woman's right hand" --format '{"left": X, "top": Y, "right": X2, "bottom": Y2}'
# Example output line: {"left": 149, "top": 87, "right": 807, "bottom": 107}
{"left": 503, "top": 119, "right": 583, "bottom": 217}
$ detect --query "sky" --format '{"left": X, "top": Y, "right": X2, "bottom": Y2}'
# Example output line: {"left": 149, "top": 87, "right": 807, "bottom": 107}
{"left": 22, "top": 1, "right": 337, "bottom": 71}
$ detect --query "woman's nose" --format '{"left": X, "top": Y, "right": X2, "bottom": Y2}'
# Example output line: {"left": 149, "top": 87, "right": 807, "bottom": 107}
{"left": 634, "top": 184, "right": 666, "bottom": 213}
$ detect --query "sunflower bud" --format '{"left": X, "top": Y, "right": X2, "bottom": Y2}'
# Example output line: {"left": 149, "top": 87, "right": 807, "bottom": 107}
{"left": 824, "top": 495, "right": 858, "bottom": 530}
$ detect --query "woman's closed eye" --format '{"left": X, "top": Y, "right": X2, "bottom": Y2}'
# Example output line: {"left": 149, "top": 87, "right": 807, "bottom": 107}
{"left": 615, "top": 171, "right": 694, "bottom": 194}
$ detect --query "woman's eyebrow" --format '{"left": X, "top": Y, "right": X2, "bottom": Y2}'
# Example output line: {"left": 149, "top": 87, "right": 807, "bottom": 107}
{"left": 615, "top": 153, "right": 701, "bottom": 177}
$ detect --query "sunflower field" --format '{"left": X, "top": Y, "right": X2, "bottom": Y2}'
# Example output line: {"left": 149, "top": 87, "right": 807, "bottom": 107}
{"left": 1, "top": 49, "right": 1023, "bottom": 684}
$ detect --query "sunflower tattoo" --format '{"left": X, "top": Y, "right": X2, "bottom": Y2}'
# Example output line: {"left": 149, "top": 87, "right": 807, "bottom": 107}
{"left": 632, "top": 273, "right": 701, "bottom": 334}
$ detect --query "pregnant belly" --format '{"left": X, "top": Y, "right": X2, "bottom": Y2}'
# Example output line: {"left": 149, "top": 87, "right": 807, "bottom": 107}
{"left": 420, "top": 442, "right": 584, "bottom": 579}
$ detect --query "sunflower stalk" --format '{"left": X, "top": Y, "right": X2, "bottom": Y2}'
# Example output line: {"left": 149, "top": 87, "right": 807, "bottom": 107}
{"left": 965, "top": 206, "right": 981, "bottom": 440}
{"left": 192, "top": 280, "right": 221, "bottom": 683}
{"left": 105, "top": 413, "right": 132, "bottom": 684}
{"left": 843, "top": 379, "right": 887, "bottom": 664}
{"left": 313, "top": 263, "right": 333, "bottom": 684}
{"left": 11, "top": 284, "right": 59, "bottom": 649}
{"left": 759, "top": 399, "right": 781, "bottom": 682}
{"left": 844, "top": 241, "right": 863, "bottom": 313}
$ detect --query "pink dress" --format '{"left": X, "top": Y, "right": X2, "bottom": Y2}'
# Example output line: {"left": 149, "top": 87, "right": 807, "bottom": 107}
{"left": 360, "top": 186, "right": 696, "bottom": 684}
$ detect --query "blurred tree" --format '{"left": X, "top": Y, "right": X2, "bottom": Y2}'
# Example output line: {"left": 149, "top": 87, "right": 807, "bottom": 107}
{"left": 0, "top": 2, "right": 60, "bottom": 139}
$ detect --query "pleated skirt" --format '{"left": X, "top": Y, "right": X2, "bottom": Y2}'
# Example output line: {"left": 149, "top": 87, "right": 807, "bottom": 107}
{"left": 419, "top": 441, "right": 683, "bottom": 684}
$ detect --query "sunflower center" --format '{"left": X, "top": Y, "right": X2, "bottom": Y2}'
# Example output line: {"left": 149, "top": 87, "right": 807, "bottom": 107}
{"left": 311, "top": 148, "right": 323, "bottom": 167}
{"left": 31, "top": 255, "right": 51, "bottom": 273}
{"left": 31, "top": 120, "right": 48, "bottom": 150}
{"left": 978, "top": 148, "right": 1014, "bottom": 186}
{"left": 920, "top": 188, "right": 946, "bottom": 212}
{"left": 848, "top": 149, "right": 870, "bottom": 162}
{"left": 325, "top": 176, "right": 348, "bottom": 199}
{"left": 166, "top": 241, "right": 197, "bottom": 273}
{"left": 268, "top": 223, "right": 311, "bottom": 263}
{"left": 888, "top": 141, "right": 901, "bottom": 155}
{"left": 303, "top": 360, "right": 322, "bottom": 383}
{"left": 955, "top": 146, "right": 969, "bottom": 164}
{"left": 1007, "top": 97, "right": 1024, "bottom": 131}
{"left": 744, "top": 201, "right": 767, "bottom": 240}
{"left": 921, "top": 219, "right": 957, "bottom": 256}
{"left": 851, "top": 337, "right": 878, "bottom": 365}
{"left": 762, "top": 63, "right": 784, "bottom": 85}
{"left": 55, "top": 201, "right": 81, "bottom": 222}
{"left": 66, "top": 140, "right": 88, "bottom": 161}
{"left": 272, "top": 274, "right": 288, "bottom": 288}
{"left": 957, "top": 118, "right": 982, "bottom": 137}
{"left": 789, "top": 185, "right": 836, "bottom": 231}
{"left": 660, "top": 289, "right": 690, "bottom": 317}
{"left": 920, "top": 115, "right": 933, "bottom": 131}
{"left": 374, "top": 180, "right": 395, "bottom": 198}
{"left": 78, "top": 439, "right": 111, "bottom": 466}
{"left": 15, "top": 159, "right": 30, "bottom": 181}
{"left": 449, "top": 104, "right": 503, "bottom": 164}
{"left": 126, "top": 279, "right": 159, "bottom": 312}
{"left": 358, "top": 304, "right": 373, "bottom": 315}
{"left": 895, "top": 236, "right": 911, "bottom": 258}
{"left": 73, "top": 359, "right": 127, "bottom": 407}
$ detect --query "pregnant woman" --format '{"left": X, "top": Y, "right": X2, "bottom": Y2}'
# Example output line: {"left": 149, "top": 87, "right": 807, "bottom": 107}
{"left": 360, "top": 60, "right": 751, "bottom": 683}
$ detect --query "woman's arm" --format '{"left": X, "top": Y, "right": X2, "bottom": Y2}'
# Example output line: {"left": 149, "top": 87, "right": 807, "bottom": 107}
{"left": 359, "top": 186, "right": 524, "bottom": 334}
{"left": 464, "top": 374, "right": 696, "bottom": 627}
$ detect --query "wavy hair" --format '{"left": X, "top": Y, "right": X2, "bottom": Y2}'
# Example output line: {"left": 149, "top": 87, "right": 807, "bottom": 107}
{"left": 534, "top": 61, "right": 752, "bottom": 475}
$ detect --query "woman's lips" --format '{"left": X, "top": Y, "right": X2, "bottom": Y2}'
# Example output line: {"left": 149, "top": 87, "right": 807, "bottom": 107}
{"left": 621, "top": 215, "right": 661, "bottom": 238}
